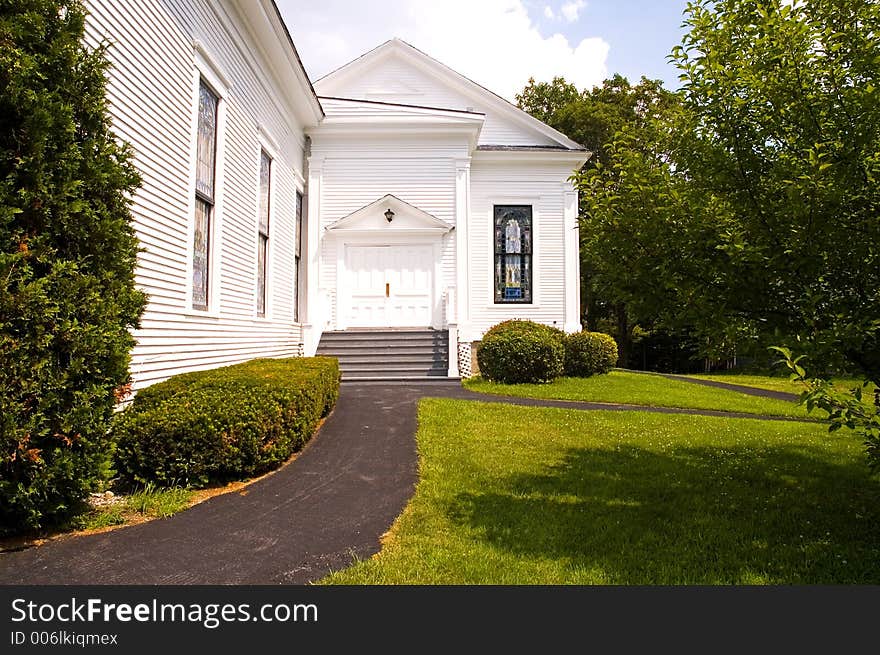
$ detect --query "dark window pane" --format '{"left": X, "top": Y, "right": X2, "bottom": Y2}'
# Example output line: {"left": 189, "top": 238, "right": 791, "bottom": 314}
{"left": 193, "top": 198, "right": 211, "bottom": 310}
{"left": 259, "top": 150, "right": 271, "bottom": 235}
{"left": 494, "top": 205, "right": 532, "bottom": 303}
{"left": 294, "top": 191, "right": 303, "bottom": 258}
{"left": 196, "top": 82, "right": 218, "bottom": 201}
{"left": 257, "top": 234, "right": 267, "bottom": 316}
{"left": 293, "top": 255, "right": 300, "bottom": 323}
{"left": 294, "top": 190, "right": 303, "bottom": 322}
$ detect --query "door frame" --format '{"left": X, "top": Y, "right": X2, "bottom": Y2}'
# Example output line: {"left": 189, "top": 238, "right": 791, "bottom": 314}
{"left": 335, "top": 234, "right": 443, "bottom": 330}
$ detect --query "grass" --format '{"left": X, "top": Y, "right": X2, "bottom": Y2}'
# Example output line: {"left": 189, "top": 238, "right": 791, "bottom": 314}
{"left": 0, "top": 484, "right": 196, "bottom": 551}
{"left": 685, "top": 372, "right": 874, "bottom": 395}
{"left": 323, "top": 399, "right": 880, "bottom": 584}
{"left": 74, "top": 484, "right": 194, "bottom": 531}
{"left": 464, "top": 370, "right": 815, "bottom": 418}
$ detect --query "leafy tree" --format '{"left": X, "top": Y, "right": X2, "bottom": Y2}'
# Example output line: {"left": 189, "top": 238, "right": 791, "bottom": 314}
{"left": 518, "top": 75, "right": 681, "bottom": 365}
{"left": 516, "top": 76, "right": 580, "bottom": 126}
{"left": 671, "top": 0, "right": 880, "bottom": 380}
{"left": 0, "top": 0, "right": 145, "bottom": 533}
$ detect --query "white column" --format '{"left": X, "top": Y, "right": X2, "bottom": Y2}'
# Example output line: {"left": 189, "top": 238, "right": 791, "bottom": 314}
{"left": 563, "top": 186, "right": 581, "bottom": 333}
{"left": 454, "top": 158, "right": 471, "bottom": 341}
{"left": 302, "top": 155, "right": 323, "bottom": 355}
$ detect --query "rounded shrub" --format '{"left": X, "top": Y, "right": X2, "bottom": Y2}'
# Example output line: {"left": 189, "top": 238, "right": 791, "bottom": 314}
{"left": 476, "top": 320, "right": 565, "bottom": 384}
{"left": 111, "top": 357, "right": 340, "bottom": 488}
{"left": 564, "top": 331, "right": 618, "bottom": 377}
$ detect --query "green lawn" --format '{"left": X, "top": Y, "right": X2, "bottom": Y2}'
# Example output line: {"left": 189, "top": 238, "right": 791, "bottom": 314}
{"left": 323, "top": 399, "right": 880, "bottom": 584}
{"left": 464, "top": 370, "right": 815, "bottom": 418}
{"left": 685, "top": 372, "right": 874, "bottom": 395}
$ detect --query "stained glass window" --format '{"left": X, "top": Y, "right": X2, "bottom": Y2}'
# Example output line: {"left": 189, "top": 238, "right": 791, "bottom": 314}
{"left": 294, "top": 190, "right": 303, "bottom": 322}
{"left": 257, "top": 150, "right": 271, "bottom": 316}
{"left": 494, "top": 205, "right": 532, "bottom": 303}
{"left": 192, "top": 198, "right": 210, "bottom": 310}
{"left": 192, "top": 80, "right": 218, "bottom": 311}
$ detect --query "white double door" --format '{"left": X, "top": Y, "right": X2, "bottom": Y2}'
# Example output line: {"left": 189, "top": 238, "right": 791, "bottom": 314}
{"left": 343, "top": 244, "right": 434, "bottom": 328}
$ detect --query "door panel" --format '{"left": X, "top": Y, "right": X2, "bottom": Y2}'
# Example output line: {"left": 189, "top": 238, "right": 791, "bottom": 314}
{"left": 345, "top": 245, "right": 433, "bottom": 327}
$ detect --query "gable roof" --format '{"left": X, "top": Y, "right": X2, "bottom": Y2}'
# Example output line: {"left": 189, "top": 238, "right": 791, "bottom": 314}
{"left": 232, "top": 0, "right": 324, "bottom": 126}
{"left": 326, "top": 194, "right": 453, "bottom": 235}
{"left": 315, "top": 38, "right": 583, "bottom": 151}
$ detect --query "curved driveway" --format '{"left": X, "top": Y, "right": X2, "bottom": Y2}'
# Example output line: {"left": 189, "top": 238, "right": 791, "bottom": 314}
{"left": 0, "top": 378, "right": 806, "bottom": 585}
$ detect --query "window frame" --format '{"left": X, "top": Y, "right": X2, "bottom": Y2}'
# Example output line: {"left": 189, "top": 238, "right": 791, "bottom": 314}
{"left": 186, "top": 47, "right": 229, "bottom": 317}
{"left": 294, "top": 189, "right": 303, "bottom": 323}
{"left": 492, "top": 204, "right": 534, "bottom": 305}
{"left": 256, "top": 148, "right": 272, "bottom": 318}
{"left": 191, "top": 79, "right": 219, "bottom": 312}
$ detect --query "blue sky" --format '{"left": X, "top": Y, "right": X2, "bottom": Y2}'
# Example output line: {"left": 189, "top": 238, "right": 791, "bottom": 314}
{"left": 277, "top": 0, "right": 692, "bottom": 100}
{"left": 528, "top": 1, "right": 691, "bottom": 88}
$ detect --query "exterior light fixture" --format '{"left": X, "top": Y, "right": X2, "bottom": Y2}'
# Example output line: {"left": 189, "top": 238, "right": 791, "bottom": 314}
{"left": 384, "top": 208, "right": 394, "bottom": 222}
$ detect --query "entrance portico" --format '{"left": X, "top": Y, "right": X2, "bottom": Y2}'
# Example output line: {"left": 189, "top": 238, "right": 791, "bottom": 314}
{"left": 324, "top": 194, "right": 453, "bottom": 331}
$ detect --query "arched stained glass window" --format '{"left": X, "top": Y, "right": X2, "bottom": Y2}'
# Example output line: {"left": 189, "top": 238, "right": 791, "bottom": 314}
{"left": 494, "top": 205, "right": 532, "bottom": 303}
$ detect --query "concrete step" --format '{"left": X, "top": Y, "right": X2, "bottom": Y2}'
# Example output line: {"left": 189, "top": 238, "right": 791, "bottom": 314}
{"left": 339, "top": 365, "right": 448, "bottom": 375}
{"left": 317, "top": 346, "right": 448, "bottom": 357}
{"left": 327, "top": 355, "right": 449, "bottom": 365}
{"left": 321, "top": 330, "right": 449, "bottom": 342}
{"left": 342, "top": 375, "right": 458, "bottom": 383}
{"left": 317, "top": 329, "right": 451, "bottom": 382}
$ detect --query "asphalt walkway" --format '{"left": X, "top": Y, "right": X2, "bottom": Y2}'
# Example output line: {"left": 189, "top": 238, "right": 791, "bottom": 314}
{"left": 0, "top": 379, "right": 809, "bottom": 585}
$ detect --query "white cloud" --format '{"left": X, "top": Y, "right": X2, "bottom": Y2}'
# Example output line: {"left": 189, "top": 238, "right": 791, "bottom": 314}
{"left": 561, "top": 0, "right": 586, "bottom": 23}
{"left": 277, "top": 0, "right": 608, "bottom": 100}
{"left": 543, "top": 5, "right": 555, "bottom": 19}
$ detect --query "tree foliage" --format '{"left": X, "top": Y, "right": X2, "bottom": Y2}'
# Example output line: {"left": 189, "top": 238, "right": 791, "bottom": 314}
{"left": 0, "top": 0, "right": 145, "bottom": 533}
{"left": 671, "top": 0, "right": 880, "bottom": 379}
{"left": 517, "top": 75, "right": 681, "bottom": 365}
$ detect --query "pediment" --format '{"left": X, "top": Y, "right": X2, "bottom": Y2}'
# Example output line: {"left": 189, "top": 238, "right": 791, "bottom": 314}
{"left": 326, "top": 195, "right": 452, "bottom": 234}
{"left": 315, "top": 39, "right": 583, "bottom": 150}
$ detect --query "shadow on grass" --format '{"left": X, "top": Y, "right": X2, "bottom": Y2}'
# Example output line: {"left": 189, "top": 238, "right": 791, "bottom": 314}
{"left": 447, "top": 445, "right": 880, "bottom": 584}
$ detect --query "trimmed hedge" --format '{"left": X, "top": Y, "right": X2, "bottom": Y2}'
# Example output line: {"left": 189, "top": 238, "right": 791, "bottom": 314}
{"left": 111, "top": 357, "right": 340, "bottom": 488}
{"left": 564, "top": 331, "right": 618, "bottom": 377}
{"left": 477, "top": 320, "right": 565, "bottom": 384}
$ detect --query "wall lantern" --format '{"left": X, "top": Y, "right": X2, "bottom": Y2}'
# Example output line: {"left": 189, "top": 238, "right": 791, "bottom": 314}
{"left": 384, "top": 208, "right": 394, "bottom": 222}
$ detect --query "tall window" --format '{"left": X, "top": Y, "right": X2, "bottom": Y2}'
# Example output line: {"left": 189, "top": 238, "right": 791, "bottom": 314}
{"left": 193, "top": 80, "right": 219, "bottom": 311}
{"left": 256, "top": 150, "right": 271, "bottom": 317}
{"left": 294, "top": 190, "right": 303, "bottom": 322}
{"left": 494, "top": 205, "right": 532, "bottom": 304}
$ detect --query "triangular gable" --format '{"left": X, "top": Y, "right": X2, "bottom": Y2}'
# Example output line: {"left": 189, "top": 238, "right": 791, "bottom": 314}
{"left": 326, "top": 194, "right": 453, "bottom": 234}
{"left": 315, "top": 39, "right": 583, "bottom": 150}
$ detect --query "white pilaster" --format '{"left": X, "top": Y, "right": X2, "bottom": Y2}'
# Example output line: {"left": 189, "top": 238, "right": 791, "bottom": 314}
{"left": 302, "top": 154, "right": 324, "bottom": 355}
{"left": 454, "top": 158, "right": 471, "bottom": 340}
{"left": 563, "top": 186, "right": 581, "bottom": 333}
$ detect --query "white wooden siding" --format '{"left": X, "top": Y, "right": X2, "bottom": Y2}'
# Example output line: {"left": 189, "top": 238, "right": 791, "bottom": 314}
{"left": 85, "top": 0, "right": 307, "bottom": 390}
{"left": 311, "top": 136, "right": 460, "bottom": 327}
{"left": 316, "top": 54, "right": 557, "bottom": 147}
{"left": 467, "top": 160, "right": 575, "bottom": 337}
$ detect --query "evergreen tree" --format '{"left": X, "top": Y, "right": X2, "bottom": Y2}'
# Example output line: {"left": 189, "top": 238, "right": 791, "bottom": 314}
{"left": 0, "top": 0, "right": 145, "bottom": 533}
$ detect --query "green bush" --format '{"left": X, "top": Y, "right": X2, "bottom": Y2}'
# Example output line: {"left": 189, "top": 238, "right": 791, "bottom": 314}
{"left": 111, "top": 357, "right": 340, "bottom": 488}
{"left": 0, "top": 1, "right": 146, "bottom": 535}
{"left": 564, "top": 331, "right": 619, "bottom": 377}
{"left": 477, "top": 320, "right": 565, "bottom": 384}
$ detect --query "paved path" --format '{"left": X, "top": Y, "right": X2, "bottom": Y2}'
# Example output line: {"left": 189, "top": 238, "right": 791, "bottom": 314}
{"left": 0, "top": 380, "right": 809, "bottom": 585}
{"left": 624, "top": 370, "right": 801, "bottom": 402}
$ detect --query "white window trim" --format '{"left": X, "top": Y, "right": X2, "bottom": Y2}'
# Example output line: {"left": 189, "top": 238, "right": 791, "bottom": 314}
{"left": 294, "top": 188, "right": 305, "bottom": 324}
{"left": 487, "top": 200, "right": 541, "bottom": 309}
{"left": 254, "top": 142, "right": 275, "bottom": 320}
{"left": 184, "top": 47, "right": 230, "bottom": 318}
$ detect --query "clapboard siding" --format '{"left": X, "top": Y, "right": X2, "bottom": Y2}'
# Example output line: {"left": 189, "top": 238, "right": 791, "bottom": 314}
{"left": 316, "top": 54, "right": 557, "bottom": 147}
{"left": 85, "top": 0, "right": 308, "bottom": 390}
{"left": 468, "top": 161, "right": 573, "bottom": 336}
{"left": 311, "top": 136, "right": 459, "bottom": 327}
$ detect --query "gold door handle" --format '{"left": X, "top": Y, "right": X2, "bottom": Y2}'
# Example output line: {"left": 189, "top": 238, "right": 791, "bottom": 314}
{"left": 385, "top": 283, "right": 390, "bottom": 298}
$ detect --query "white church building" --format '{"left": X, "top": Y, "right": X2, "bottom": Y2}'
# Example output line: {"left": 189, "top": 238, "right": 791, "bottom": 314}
{"left": 85, "top": 0, "right": 588, "bottom": 386}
